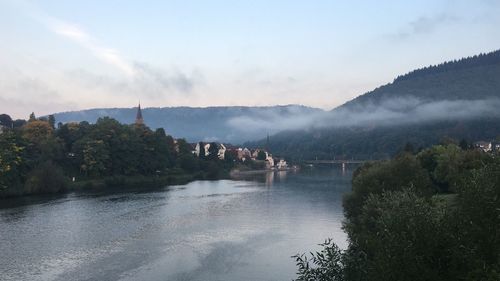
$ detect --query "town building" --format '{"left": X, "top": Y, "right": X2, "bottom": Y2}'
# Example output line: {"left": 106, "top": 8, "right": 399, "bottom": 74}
{"left": 194, "top": 142, "right": 227, "bottom": 160}
{"left": 474, "top": 141, "right": 492, "bottom": 152}
{"left": 276, "top": 159, "right": 288, "bottom": 170}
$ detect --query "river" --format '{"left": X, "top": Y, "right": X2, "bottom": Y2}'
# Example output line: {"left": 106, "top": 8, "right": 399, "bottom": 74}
{"left": 0, "top": 168, "right": 352, "bottom": 281}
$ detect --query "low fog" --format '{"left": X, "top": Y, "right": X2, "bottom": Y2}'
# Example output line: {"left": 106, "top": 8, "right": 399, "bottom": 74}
{"left": 227, "top": 97, "right": 500, "bottom": 135}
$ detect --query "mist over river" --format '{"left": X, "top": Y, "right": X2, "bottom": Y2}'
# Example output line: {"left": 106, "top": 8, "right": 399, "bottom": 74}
{"left": 0, "top": 168, "right": 352, "bottom": 281}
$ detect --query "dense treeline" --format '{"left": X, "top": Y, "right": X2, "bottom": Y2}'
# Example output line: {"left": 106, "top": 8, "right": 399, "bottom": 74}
{"left": 0, "top": 113, "right": 232, "bottom": 197}
{"left": 260, "top": 118, "right": 500, "bottom": 161}
{"left": 345, "top": 49, "right": 500, "bottom": 107}
{"left": 294, "top": 144, "right": 500, "bottom": 280}
{"left": 394, "top": 49, "right": 500, "bottom": 83}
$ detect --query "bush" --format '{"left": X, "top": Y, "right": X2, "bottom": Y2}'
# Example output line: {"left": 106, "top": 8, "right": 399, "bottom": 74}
{"left": 293, "top": 239, "right": 345, "bottom": 281}
{"left": 24, "top": 161, "right": 68, "bottom": 194}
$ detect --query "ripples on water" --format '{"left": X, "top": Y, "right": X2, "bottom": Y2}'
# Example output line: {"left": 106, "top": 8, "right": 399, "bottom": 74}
{"left": 0, "top": 168, "right": 353, "bottom": 281}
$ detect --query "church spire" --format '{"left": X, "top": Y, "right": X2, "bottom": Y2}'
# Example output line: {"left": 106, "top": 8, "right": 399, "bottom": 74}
{"left": 135, "top": 102, "right": 144, "bottom": 125}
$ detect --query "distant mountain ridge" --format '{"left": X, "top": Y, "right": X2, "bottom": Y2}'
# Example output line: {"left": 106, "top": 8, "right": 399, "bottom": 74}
{"left": 250, "top": 49, "right": 500, "bottom": 160}
{"left": 53, "top": 105, "right": 323, "bottom": 144}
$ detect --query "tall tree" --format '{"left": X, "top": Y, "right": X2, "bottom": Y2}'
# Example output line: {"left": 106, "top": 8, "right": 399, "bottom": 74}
{"left": 0, "top": 114, "right": 13, "bottom": 128}
{"left": 29, "top": 112, "right": 36, "bottom": 122}
{"left": 48, "top": 115, "right": 56, "bottom": 129}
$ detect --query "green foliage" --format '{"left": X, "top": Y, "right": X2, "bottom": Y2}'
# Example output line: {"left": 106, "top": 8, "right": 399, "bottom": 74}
{"left": 177, "top": 154, "right": 199, "bottom": 172}
{"left": 256, "top": 150, "right": 267, "bottom": 160}
{"left": 0, "top": 116, "right": 232, "bottom": 196}
{"left": 207, "top": 142, "right": 220, "bottom": 160}
{"left": 48, "top": 115, "right": 56, "bottom": 129}
{"left": 0, "top": 114, "right": 13, "bottom": 128}
{"left": 0, "top": 132, "right": 24, "bottom": 190}
{"left": 224, "top": 149, "right": 238, "bottom": 163}
{"left": 198, "top": 142, "right": 206, "bottom": 159}
{"left": 344, "top": 153, "right": 433, "bottom": 224}
{"left": 24, "top": 161, "right": 68, "bottom": 194}
{"left": 351, "top": 189, "right": 450, "bottom": 281}
{"left": 293, "top": 239, "right": 345, "bottom": 281}
{"left": 417, "top": 144, "right": 492, "bottom": 192}
{"left": 296, "top": 145, "right": 500, "bottom": 281}
{"left": 28, "top": 112, "right": 36, "bottom": 122}
{"left": 81, "top": 139, "right": 109, "bottom": 176}
{"left": 21, "top": 120, "right": 53, "bottom": 145}
{"left": 450, "top": 165, "right": 500, "bottom": 280}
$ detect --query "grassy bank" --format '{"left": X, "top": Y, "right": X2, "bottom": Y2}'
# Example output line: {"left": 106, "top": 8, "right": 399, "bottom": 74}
{"left": 0, "top": 169, "right": 232, "bottom": 198}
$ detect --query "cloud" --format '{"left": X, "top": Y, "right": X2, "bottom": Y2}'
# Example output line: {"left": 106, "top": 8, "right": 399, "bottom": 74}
{"left": 226, "top": 106, "right": 326, "bottom": 134}
{"left": 66, "top": 63, "right": 203, "bottom": 99}
{"left": 0, "top": 78, "right": 77, "bottom": 118}
{"left": 30, "top": 13, "right": 204, "bottom": 99}
{"left": 393, "top": 13, "right": 459, "bottom": 40}
{"left": 44, "top": 17, "right": 136, "bottom": 76}
{"left": 133, "top": 62, "right": 203, "bottom": 93}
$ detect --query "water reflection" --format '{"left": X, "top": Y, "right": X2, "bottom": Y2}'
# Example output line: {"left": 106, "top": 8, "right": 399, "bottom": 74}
{"left": 0, "top": 168, "right": 353, "bottom": 281}
{"left": 265, "top": 171, "right": 274, "bottom": 186}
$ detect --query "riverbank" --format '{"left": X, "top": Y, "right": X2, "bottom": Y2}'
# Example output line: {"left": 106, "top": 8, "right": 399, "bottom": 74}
{"left": 0, "top": 170, "right": 230, "bottom": 199}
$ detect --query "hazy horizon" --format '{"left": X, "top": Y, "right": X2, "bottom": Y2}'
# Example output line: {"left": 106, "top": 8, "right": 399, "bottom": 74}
{"left": 1, "top": 0, "right": 500, "bottom": 119}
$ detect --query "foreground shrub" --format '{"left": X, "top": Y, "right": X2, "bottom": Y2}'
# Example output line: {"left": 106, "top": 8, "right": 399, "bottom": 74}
{"left": 24, "top": 161, "right": 68, "bottom": 194}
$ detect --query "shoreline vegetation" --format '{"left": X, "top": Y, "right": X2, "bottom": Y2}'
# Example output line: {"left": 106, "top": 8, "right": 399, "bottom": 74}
{"left": 293, "top": 143, "right": 500, "bottom": 281}
{"left": 0, "top": 113, "right": 274, "bottom": 199}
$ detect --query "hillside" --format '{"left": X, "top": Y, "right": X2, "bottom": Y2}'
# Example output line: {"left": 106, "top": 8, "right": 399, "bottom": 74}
{"left": 342, "top": 50, "right": 500, "bottom": 109}
{"left": 250, "top": 49, "right": 500, "bottom": 160}
{"left": 52, "top": 105, "right": 323, "bottom": 144}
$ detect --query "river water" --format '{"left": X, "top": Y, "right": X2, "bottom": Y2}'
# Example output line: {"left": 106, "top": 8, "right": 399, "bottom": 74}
{"left": 0, "top": 168, "right": 352, "bottom": 281}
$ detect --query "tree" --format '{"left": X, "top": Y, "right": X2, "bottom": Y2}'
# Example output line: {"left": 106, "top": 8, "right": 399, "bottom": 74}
{"left": 176, "top": 139, "right": 194, "bottom": 155}
{"left": 346, "top": 189, "right": 449, "bottom": 281}
{"left": 0, "top": 132, "right": 24, "bottom": 190}
{"left": 296, "top": 145, "right": 500, "bottom": 281}
{"left": 459, "top": 139, "right": 469, "bottom": 150}
{"left": 293, "top": 239, "right": 345, "bottom": 281}
{"left": 81, "top": 139, "right": 110, "bottom": 177}
{"left": 21, "top": 120, "right": 53, "bottom": 145}
{"left": 0, "top": 114, "right": 13, "bottom": 128}
{"left": 343, "top": 153, "right": 433, "bottom": 224}
{"left": 451, "top": 165, "right": 500, "bottom": 279}
{"left": 24, "top": 161, "right": 67, "bottom": 194}
{"left": 207, "top": 142, "right": 220, "bottom": 160}
{"left": 48, "top": 115, "right": 56, "bottom": 129}
{"left": 29, "top": 112, "right": 36, "bottom": 122}
{"left": 256, "top": 150, "right": 267, "bottom": 160}
{"left": 224, "top": 150, "right": 238, "bottom": 163}
{"left": 198, "top": 142, "right": 206, "bottom": 159}
{"left": 12, "top": 119, "right": 26, "bottom": 128}
{"left": 177, "top": 154, "right": 199, "bottom": 172}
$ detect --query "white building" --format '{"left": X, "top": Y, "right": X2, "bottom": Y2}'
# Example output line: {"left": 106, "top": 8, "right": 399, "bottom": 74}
{"left": 265, "top": 154, "right": 275, "bottom": 169}
{"left": 474, "top": 141, "right": 492, "bottom": 152}
{"left": 276, "top": 159, "right": 288, "bottom": 170}
{"left": 217, "top": 143, "right": 226, "bottom": 160}
{"left": 194, "top": 142, "right": 226, "bottom": 160}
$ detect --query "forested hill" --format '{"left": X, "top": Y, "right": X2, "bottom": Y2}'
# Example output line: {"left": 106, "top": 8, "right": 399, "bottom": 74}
{"left": 52, "top": 105, "right": 322, "bottom": 144}
{"left": 249, "top": 49, "right": 500, "bottom": 160}
{"left": 340, "top": 49, "right": 500, "bottom": 109}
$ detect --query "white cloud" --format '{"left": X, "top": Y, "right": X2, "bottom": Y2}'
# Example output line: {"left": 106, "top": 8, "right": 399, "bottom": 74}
{"left": 43, "top": 17, "right": 136, "bottom": 77}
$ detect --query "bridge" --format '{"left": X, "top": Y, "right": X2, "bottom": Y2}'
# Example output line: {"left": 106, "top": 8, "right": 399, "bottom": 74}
{"left": 305, "top": 160, "right": 368, "bottom": 164}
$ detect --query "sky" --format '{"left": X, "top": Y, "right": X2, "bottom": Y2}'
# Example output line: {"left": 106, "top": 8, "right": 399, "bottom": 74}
{"left": 1, "top": 0, "right": 500, "bottom": 119}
